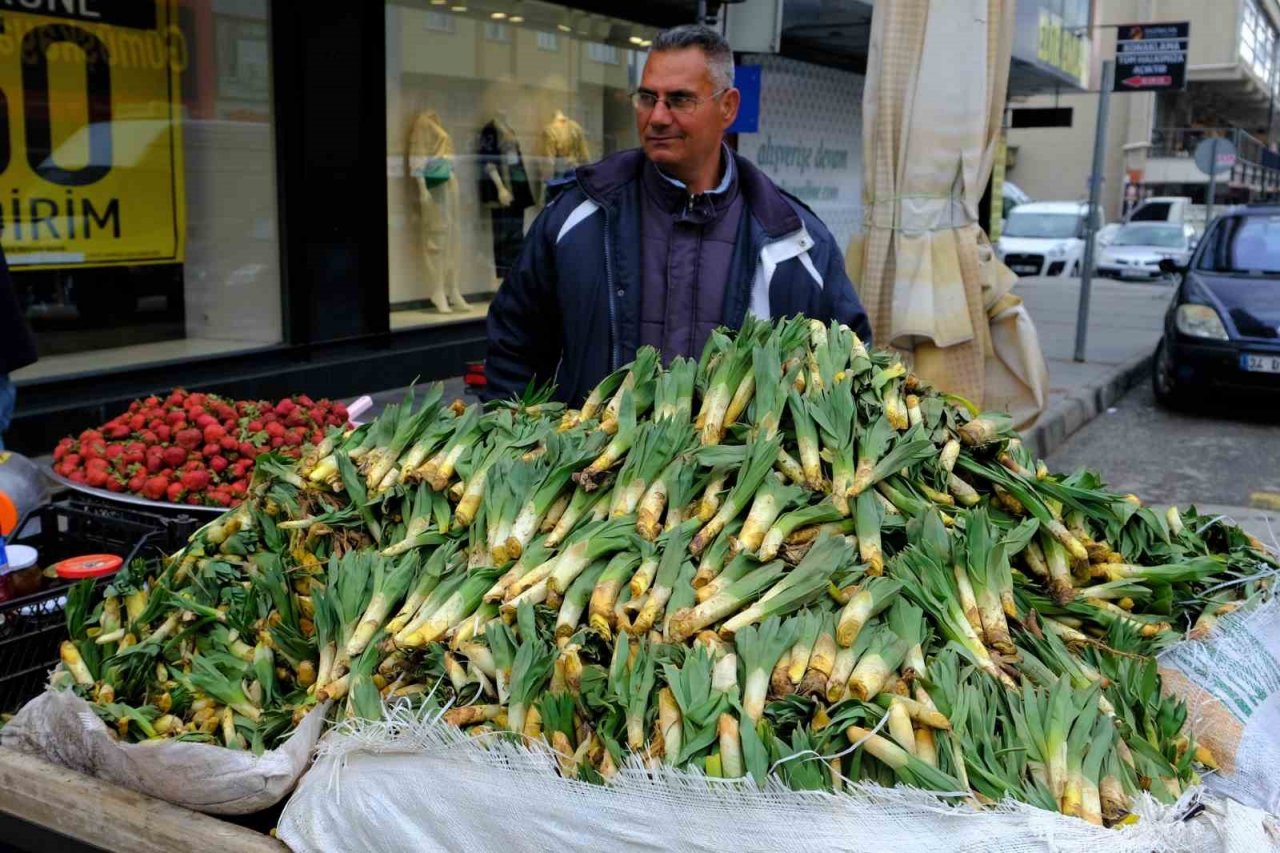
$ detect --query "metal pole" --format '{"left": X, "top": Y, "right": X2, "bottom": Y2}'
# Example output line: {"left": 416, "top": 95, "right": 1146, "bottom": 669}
{"left": 1204, "top": 137, "right": 1218, "bottom": 226}
{"left": 696, "top": 0, "right": 707, "bottom": 24}
{"left": 1073, "top": 59, "right": 1114, "bottom": 363}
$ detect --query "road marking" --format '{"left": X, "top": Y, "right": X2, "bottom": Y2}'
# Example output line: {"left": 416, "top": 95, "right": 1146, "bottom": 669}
{"left": 1250, "top": 492, "right": 1280, "bottom": 511}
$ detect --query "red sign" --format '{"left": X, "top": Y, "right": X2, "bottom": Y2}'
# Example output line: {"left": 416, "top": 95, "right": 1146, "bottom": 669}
{"left": 1120, "top": 74, "right": 1173, "bottom": 88}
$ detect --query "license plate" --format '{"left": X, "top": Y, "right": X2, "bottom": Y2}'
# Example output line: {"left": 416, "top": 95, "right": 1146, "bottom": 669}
{"left": 1241, "top": 353, "right": 1280, "bottom": 373}
{"left": 1011, "top": 265, "right": 1037, "bottom": 274}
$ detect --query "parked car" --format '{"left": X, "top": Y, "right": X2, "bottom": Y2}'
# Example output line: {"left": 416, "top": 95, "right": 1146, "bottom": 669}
{"left": 1096, "top": 222, "right": 1196, "bottom": 280}
{"left": 1153, "top": 204, "right": 1280, "bottom": 406}
{"left": 1128, "top": 195, "right": 1206, "bottom": 236}
{"left": 995, "top": 201, "right": 1105, "bottom": 277}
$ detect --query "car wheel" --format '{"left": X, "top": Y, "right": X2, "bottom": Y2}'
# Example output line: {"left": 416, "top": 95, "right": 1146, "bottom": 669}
{"left": 1152, "top": 337, "right": 1186, "bottom": 409}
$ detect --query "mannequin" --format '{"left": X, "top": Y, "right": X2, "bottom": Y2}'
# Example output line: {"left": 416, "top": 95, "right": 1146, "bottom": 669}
{"left": 407, "top": 109, "right": 465, "bottom": 312}
{"left": 477, "top": 112, "right": 534, "bottom": 279}
{"left": 540, "top": 109, "right": 590, "bottom": 181}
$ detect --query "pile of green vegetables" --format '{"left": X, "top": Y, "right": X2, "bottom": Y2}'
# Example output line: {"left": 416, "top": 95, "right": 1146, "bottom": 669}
{"left": 51, "top": 316, "right": 1277, "bottom": 827}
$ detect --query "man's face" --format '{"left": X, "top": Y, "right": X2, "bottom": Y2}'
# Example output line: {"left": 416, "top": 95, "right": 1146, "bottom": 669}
{"left": 636, "top": 48, "right": 740, "bottom": 177}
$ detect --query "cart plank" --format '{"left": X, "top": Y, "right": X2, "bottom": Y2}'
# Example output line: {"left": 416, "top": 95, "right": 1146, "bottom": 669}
{"left": 0, "top": 747, "right": 285, "bottom": 852}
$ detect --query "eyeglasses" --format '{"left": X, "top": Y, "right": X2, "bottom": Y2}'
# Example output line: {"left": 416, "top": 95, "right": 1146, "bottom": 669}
{"left": 631, "top": 88, "right": 728, "bottom": 115}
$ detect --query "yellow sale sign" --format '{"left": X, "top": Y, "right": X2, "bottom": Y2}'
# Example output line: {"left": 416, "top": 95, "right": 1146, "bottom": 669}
{"left": 0, "top": 0, "right": 185, "bottom": 269}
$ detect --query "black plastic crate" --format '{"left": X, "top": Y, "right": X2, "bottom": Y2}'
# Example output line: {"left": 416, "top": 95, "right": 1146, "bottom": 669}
{"left": 0, "top": 496, "right": 202, "bottom": 714}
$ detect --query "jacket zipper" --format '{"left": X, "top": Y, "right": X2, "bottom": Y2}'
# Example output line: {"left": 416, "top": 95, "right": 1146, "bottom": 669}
{"left": 603, "top": 206, "right": 620, "bottom": 370}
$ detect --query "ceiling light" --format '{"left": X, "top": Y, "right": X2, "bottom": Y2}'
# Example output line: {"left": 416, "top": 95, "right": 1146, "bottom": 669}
{"left": 628, "top": 36, "right": 644, "bottom": 45}
{"left": 491, "top": 11, "right": 506, "bottom": 19}
{"left": 509, "top": 15, "right": 524, "bottom": 23}
{"left": 557, "top": 23, "right": 571, "bottom": 31}
{"left": 451, "top": 4, "right": 467, "bottom": 11}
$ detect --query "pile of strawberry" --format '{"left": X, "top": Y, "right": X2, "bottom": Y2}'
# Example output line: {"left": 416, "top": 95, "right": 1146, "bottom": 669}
{"left": 51, "top": 389, "right": 349, "bottom": 508}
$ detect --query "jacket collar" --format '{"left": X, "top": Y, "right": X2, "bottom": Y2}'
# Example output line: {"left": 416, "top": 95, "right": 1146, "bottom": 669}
{"left": 576, "top": 145, "right": 802, "bottom": 238}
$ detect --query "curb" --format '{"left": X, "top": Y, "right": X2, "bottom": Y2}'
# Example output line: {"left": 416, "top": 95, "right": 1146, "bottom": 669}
{"left": 1022, "top": 349, "right": 1157, "bottom": 460}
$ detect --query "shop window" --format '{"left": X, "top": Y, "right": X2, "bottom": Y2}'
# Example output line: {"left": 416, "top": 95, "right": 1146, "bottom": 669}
{"left": 385, "top": 1, "right": 652, "bottom": 329}
{"left": 6, "top": 0, "right": 281, "bottom": 383}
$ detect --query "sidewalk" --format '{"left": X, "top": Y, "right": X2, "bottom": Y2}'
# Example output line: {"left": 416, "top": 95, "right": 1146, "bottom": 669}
{"left": 1014, "top": 275, "right": 1171, "bottom": 458}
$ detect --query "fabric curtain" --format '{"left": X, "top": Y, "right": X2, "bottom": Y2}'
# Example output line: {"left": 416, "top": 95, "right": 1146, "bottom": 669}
{"left": 852, "top": 0, "right": 1049, "bottom": 428}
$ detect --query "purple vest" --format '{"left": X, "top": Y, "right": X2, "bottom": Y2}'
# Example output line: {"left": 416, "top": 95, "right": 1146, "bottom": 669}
{"left": 638, "top": 152, "right": 745, "bottom": 362}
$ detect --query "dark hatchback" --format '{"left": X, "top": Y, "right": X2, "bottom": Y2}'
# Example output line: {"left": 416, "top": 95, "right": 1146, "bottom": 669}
{"left": 1153, "top": 205, "right": 1280, "bottom": 406}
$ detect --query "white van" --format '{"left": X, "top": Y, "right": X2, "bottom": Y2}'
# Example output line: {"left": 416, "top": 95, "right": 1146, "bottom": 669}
{"left": 995, "top": 201, "right": 1105, "bottom": 277}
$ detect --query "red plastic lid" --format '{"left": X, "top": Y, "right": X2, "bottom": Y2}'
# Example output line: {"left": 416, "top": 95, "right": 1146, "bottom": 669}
{"left": 54, "top": 554, "right": 123, "bottom": 579}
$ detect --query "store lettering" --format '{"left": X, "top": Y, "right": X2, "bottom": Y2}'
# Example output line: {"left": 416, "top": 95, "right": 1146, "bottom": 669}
{"left": 2, "top": 0, "right": 101, "bottom": 17}
{"left": 2, "top": 190, "right": 120, "bottom": 240}
{"left": 19, "top": 23, "right": 113, "bottom": 186}
{"left": 0, "top": 19, "right": 188, "bottom": 71}
{"left": 754, "top": 136, "right": 850, "bottom": 175}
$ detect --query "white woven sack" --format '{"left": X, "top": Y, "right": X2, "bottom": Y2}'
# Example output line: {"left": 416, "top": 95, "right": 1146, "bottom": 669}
{"left": 275, "top": 704, "right": 1272, "bottom": 853}
{"left": 1161, "top": 596, "right": 1280, "bottom": 814}
{"left": 1, "top": 690, "right": 328, "bottom": 814}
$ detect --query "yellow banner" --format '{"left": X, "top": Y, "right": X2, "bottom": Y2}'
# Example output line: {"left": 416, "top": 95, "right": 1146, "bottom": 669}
{"left": 0, "top": 0, "right": 185, "bottom": 270}
{"left": 1037, "top": 9, "right": 1088, "bottom": 87}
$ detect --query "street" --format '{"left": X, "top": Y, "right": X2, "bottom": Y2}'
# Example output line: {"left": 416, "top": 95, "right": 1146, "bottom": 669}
{"left": 1046, "top": 381, "right": 1280, "bottom": 547}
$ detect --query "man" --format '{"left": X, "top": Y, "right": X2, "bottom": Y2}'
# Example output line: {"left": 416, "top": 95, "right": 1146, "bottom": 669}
{"left": 0, "top": 245, "right": 36, "bottom": 449}
{"left": 483, "top": 24, "right": 869, "bottom": 404}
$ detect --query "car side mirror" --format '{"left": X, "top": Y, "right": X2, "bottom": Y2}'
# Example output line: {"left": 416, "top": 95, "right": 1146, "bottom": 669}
{"left": 1158, "top": 258, "right": 1184, "bottom": 275}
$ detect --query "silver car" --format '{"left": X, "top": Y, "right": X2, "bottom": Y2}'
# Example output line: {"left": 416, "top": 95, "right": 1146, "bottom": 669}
{"left": 1096, "top": 223, "right": 1195, "bottom": 280}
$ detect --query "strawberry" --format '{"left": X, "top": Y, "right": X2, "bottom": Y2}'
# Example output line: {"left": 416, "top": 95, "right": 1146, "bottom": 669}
{"left": 85, "top": 469, "right": 110, "bottom": 488}
{"left": 154, "top": 424, "right": 171, "bottom": 443}
{"left": 265, "top": 421, "right": 286, "bottom": 439}
{"left": 229, "top": 480, "right": 248, "bottom": 498}
{"left": 297, "top": 394, "right": 315, "bottom": 407}
{"left": 86, "top": 457, "right": 110, "bottom": 473}
{"left": 220, "top": 435, "right": 239, "bottom": 451}
{"left": 274, "top": 398, "right": 296, "bottom": 418}
{"left": 53, "top": 443, "right": 69, "bottom": 462}
{"left": 166, "top": 410, "right": 188, "bottom": 426}
{"left": 203, "top": 423, "right": 227, "bottom": 443}
{"left": 128, "top": 474, "right": 147, "bottom": 493}
{"left": 175, "top": 428, "right": 203, "bottom": 450}
{"left": 68, "top": 470, "right": 87, "bottom": 484}
{"left": 162, "top": 446, "right": 188, "bottom": 468}
{"left": 146, "top": 456, "right": 164, "bottom": 474}
{"left": 105, "top": 444, "right": 125, "bottom": 460}
{"left": 105, "top": 477, "right": 124, "bottom": 493}
{"left": 270, "top": 435, "right": 284, "bottom": 448}
{"left": 129, "top": 414, "right": 146, "bottom": 432}
{"left": 202, "top": 443, "right": 221, "bottom": 458}
{"left": 144, "top": 395, "right": 161, "bottom": 408}
{"left": 195, "top": 413, "right": 218, "bottom": 429}
{"left": 166, "top": 481, "right": 185, "bottom": 503}
{"left": 247, "top": 419, "right": 263, "bottom": 433}
{"left": 210, "top": 455, "right": 229, "bottom": 474}
{"left": 239, "top": 441, "right": 257, "bottom": 458}
{"left": 64, "top": 453, "right": 82, "bottom": 467}
{"left": 180, "top": 469, "right": 210, "bottom": 492}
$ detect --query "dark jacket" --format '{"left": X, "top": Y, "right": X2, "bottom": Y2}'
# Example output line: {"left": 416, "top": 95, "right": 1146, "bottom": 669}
{"left": 0, "top": 247, "right": 36, "bottom": 375}
{"left": 483, "top": 148, "right": 871, "bottom": 405}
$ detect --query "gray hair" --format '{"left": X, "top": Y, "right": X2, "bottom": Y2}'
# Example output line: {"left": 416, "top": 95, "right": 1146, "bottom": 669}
{"left": 650, "top": 24, "right": 735, "bottom": 91}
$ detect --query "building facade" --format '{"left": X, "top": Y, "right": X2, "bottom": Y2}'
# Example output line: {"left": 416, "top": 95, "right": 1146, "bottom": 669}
{"left": 1007, "top": 0, "right": 1280, "bottom": 220}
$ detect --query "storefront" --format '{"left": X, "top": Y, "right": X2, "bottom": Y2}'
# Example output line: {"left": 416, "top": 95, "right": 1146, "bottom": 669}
{"left": 4, "top": 0, "right": 866, "bottom": 453}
